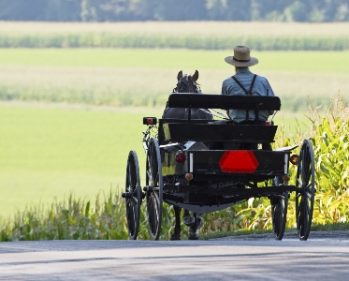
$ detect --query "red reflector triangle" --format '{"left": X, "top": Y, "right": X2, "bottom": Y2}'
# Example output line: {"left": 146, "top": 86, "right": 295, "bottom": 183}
{"left": 219, "top": 150, "right": 259, "bottom": 173}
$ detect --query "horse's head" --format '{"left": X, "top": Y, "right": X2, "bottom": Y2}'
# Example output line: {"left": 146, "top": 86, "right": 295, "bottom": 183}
{"left": 164, "top": 69, "right": 212, "bottom": 120}
{"left": 173, "top": 70, "right": 201, "bottom": 93}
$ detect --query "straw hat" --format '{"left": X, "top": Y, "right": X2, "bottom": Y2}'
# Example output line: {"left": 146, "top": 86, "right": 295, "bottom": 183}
{"left": 224, "top": 46, "right": 258, "bottom": 67}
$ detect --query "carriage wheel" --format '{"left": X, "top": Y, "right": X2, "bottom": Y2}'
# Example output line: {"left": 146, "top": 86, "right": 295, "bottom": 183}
{"left": 270, "top": 193, "right": 288, "bottom": 240}
{"left": 270, "top": 177, "right": 288, "bottom": 240}
{"left": 295, "top": 139, "right": 316, "bottom": 241}
{"left": 145, "top": 138, "right": 163, "bottom": 240}
{"left": 123, "top": 151, "right": 142, "bottom": 240}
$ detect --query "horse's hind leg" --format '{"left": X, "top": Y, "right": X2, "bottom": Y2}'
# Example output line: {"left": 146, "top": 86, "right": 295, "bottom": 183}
{"left": 170, "top": 206, "right": 181, "bottom": 240}
{"left": 182, "top": 210, "right": 203, "bottom": 240}
{"left": 183, "top": 209, "right": 192, "bottom": 225}
{"left": 188, "top": 213, "right": 203, "bottom": 240}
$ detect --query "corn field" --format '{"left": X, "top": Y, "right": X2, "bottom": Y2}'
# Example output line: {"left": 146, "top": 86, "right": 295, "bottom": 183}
{"left": 1, "top": 22, "right": 349, "bottom": 50}
{"left": 0, "top": 33, "right": 348, "bottom": 50}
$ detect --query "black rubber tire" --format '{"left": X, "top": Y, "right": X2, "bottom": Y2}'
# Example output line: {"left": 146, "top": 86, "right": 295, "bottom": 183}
{"left": 295, "top": 139, "right": 316, "bottom": 241}
{"left": 270, "top": 176, "right": 288, "bottom": 240}
{"left": 271, "top": 192, "right": 288, "bottom": 240}
{"left": 125, "top": 150, "right": 142, "bottom": 240}
{"left": 145, "top": 138, "right": 163, "bottom": 240}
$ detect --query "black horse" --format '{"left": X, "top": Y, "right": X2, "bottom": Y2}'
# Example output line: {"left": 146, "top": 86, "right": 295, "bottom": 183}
{"left": 162, "top": 70, "right": 212, "bottom": 240}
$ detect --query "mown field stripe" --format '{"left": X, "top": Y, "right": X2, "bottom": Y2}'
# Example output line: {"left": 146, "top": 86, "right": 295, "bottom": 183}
{"left": 0, "top": 49, "right": 348, "bottom": 73}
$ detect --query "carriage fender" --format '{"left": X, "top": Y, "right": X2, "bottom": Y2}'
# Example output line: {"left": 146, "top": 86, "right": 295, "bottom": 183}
{"left": 274, "top": 145, "right": 298, "bottom": 152}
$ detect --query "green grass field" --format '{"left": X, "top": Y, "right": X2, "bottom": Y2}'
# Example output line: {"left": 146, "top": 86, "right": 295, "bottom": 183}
{"left": 0, "top": 48, "right": 348, "bottom": 72}
{"left": 0, "top": 103, "right": 154, "bottom": 216}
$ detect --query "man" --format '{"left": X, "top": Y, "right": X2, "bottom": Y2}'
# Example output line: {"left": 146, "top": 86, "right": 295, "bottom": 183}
{"left": 222, "top": 45, "right": 275, "bottom": 123}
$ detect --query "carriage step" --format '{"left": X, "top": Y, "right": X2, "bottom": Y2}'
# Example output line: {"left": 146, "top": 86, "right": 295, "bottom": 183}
{"left": 122, "top": 191, "right": 146, "bottom": 200}
{"left": 143, "top": 186, "right": 159, "bottom": 192}
{"left": 121, "top": 192, "right": 132, "bottom": 199}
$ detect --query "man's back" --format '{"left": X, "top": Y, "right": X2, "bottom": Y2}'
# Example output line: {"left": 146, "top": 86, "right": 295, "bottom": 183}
{"left": 221, "top": 46, "right": 275, "bottom": 123}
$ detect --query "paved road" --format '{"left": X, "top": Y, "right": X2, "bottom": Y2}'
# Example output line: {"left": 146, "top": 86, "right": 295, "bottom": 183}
{"left": 0, "top": 232, "right": 348, "bottom": 281}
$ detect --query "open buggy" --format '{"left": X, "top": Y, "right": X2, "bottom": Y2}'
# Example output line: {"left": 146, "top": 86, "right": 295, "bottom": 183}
{"left": 122, "top": 93, "right": 316, "bottom": 241}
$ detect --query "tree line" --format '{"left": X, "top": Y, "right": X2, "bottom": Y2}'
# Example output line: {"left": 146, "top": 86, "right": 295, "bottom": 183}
{"left": 0, "top": 0, "right": 348, "bottom": 22}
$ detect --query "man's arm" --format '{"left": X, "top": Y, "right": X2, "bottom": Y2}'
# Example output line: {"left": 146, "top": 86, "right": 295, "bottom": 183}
{"left": 221, "top": 80, "right": 228, "bottom": 96}
{"left": 264, "top": 79, "right": 275, "bottom": 97}
{"left": 221, "top": 79, "right": 231, "bottom": 118}
{"left": 263, "top": 78, "right": 276, "bottom": 115}
{"left": 222, "top": 79, "right": 237, "bottom": 96}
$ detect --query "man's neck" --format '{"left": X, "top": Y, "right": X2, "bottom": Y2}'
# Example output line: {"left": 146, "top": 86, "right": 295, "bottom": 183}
{"left": 235, "top": 67, "right": 250, "bottom": 73}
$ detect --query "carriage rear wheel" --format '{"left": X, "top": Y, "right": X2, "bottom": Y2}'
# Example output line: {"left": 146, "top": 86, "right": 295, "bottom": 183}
{"left": 145, "top": 138, "right": 163, "bottom": 240}
{"left": 295, "top": 139, "right": 316, "bottom": 241}
{"left": 123, "top": 150, "right": 142, "bottom": 240}
{"left": 270, "top": 177, "right": 288, "bottom": 240}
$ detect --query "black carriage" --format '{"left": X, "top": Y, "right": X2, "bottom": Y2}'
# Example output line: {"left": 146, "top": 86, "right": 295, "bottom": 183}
{"left": 123, "top": 94, "right": 316, "bottom": 240}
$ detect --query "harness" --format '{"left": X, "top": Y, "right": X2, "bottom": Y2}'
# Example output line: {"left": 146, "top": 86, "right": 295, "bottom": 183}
{"left": 232, "top": 74, "right": 259, "bottom": 121}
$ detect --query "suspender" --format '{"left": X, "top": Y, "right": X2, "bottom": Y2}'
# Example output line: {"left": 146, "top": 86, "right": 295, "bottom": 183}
{"left": 232, "top": 74, "right": 259, "bottom": 121}
{"left": 232, "top": 74, "right": 257, "bottom": 96}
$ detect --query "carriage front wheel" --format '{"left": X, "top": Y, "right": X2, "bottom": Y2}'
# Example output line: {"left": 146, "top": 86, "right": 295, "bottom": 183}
{"left": 270, "top": 174, "right": 289, "bottom": 240}
{"left": 123, "top": 150, "right": 142, "bottom": 240}
{"left": 270, "top": 190, "right": 288, "bottom": 240}
{"left": 145, "top": 138, "right": 163, "bottom": 240}
{"left": 295, "top": 139, "right": 316, "bottom": 241}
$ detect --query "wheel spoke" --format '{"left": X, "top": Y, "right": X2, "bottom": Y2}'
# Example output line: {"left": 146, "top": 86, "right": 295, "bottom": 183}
{"left": 306, "top": 183, "right": 314, "bottom": 192}
{"left": 132, "top": 196, "right": 139, "bottom": 205}
{"left": 146, "top": 170, "right": 152, "bottom": 184}
{"left": 127, "top": 165, "right": 132, "bottom": 191}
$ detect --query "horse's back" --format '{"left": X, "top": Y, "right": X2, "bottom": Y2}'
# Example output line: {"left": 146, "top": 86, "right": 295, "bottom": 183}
{"left": 162, "top": 107, "right": 213, "bottom": 120}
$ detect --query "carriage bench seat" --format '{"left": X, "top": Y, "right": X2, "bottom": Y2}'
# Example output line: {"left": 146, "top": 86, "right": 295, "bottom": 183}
{"left": 159, "top": 93, "right": 281, "bottom": 144}
{"left": 159, "top": 121, "right": 277, "bottom": 143}
{"left": 167, "top": 93, "right": 281, "bottom": 111}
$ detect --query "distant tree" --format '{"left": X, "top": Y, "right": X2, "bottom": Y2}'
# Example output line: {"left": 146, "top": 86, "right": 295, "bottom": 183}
{"left": 81, "top": 0, "right": 93, "bottom": 21}
{"left": 335, "top": 2, "right": 349, "bottom": 21}
{"left": 258, "top": 0, "right": 290, "bottom": 21}
{"left": 45, "top": 0, "right": 80, "bottom": 21}
{"left": 205, "top": 0, "right": 226, "bottom": 20}
{"left": 283, "top": 1, "right": 307, "bottom": 22}
{"left": 225, "top": 0, "right": 252, "bottom": 21}
{"left": 0, "top": 0, "right": 348, "bottom": 22}
{"left": 322, "top": 0, "right": 349, "bottom": 21}
{"left": 0, "top": 0, "right": 46, "bottom": 20}
{"left": 98, "top": 0, "right": 129, "bottom": 21}
{"left": 153, "top": 0, "right": 207, "bottom": 20}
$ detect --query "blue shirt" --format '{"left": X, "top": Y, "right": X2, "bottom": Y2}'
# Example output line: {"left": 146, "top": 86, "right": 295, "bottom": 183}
{"left": 221, "top": 68, "right": 275, "bottom": 122}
